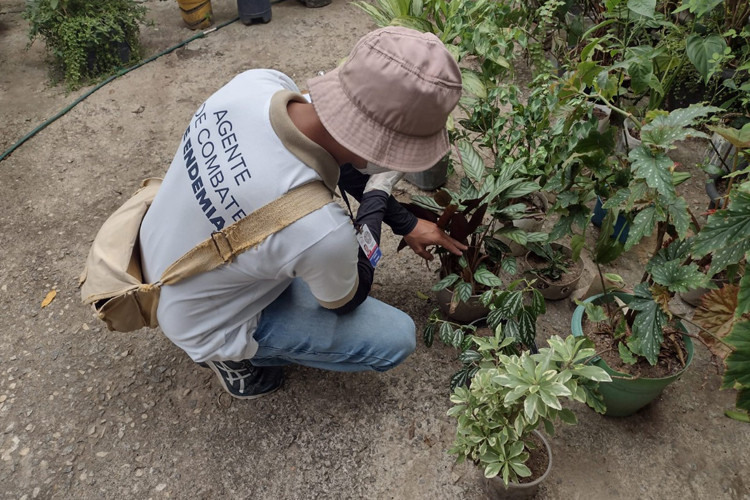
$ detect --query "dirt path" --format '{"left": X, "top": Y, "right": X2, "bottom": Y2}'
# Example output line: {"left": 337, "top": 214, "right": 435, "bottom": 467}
{"left": 1, "top": 1, "right": 748, "bottom": 498}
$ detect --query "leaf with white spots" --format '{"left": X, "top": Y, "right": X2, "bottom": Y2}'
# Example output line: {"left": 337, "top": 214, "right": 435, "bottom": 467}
{"left": 641, "top": 105, "right": 720, "bottom": 146}
{"left": 692, "top": 191, "right": 750, "bottom": 275}
{"left": 650, "top": 259, "right": 710, "bottom": 293}
{"left": 628, "top": 147, "right": 675, "bottom": 197}
{"left": 667, "top": 196, "right": 691, "bottom": 240}
{"left": 627, "top": 282, "right": 666, "bottom": 365}
{"left": 624, "top": 206, "right": 657, "bottom": 251}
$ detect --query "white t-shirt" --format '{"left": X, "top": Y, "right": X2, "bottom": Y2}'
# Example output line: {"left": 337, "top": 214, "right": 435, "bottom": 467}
{"left": 140, "top": 69, "right": 358, "bottom": 362}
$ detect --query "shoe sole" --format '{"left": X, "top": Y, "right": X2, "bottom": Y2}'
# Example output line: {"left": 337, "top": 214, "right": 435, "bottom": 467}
{"left": 302, "top": 0, "right": 331, "bottom": 7}
{"left": 206, "top": 362, "right": 281, "bottom": 400}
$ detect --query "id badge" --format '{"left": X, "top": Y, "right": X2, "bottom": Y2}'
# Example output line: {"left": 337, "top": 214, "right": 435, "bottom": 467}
{"left": 355, "top": 224, "right": 382, "bottom": 267}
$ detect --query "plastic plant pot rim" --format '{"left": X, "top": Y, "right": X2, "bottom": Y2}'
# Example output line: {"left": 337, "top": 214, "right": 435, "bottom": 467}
{"left": 571, "top": 293, "right": 694, "bottom": 381}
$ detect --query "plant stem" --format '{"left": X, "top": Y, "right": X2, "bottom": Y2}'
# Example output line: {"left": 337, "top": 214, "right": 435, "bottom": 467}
{"left": 638, "top": 220, "right": 666, "bottom": 284}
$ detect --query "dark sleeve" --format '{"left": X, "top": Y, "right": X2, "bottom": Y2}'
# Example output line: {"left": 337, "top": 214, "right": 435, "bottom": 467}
{"left": 338, "top": 163, "right": 418, "bottom": 236}
{"left": 331, "top": 189, "right": 388, "bottom": 315}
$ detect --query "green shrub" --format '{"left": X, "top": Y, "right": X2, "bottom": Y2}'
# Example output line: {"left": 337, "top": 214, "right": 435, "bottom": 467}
{"left": 24, "top": 0, "right": 147, "bottom": 88}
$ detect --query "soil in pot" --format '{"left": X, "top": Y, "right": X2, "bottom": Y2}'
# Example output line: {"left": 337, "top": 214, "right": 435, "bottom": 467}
{"left": 484, "top": 431, "right": 551, "bottom": 499}
{"left": 524, "top": 247, "right": 583, "bottom": 300}
{"left": 519, "top": 432, "right": 550, "bottom": 484}
{"left": 582, "top": 311, "right": 689, "bottom": 379}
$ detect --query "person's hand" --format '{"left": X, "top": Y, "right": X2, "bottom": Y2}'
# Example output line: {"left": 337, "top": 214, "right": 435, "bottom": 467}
{"left": 363, "top": 171, "right": 405, "bottom": 196}
{"left": 403, "top": 218, "right": 467, "bottom": 261}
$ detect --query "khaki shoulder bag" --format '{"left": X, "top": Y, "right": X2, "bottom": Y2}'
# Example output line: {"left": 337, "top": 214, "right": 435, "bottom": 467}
{"left": 79, "top": 178, "right": 332, "bottom": 332}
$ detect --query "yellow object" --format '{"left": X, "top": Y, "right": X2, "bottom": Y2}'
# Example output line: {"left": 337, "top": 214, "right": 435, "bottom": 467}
{"left": 177, "top": 0, "right": 213, "bottom": 30}
{"left": 41, "top": 290, "right": 56, "bottom": 308}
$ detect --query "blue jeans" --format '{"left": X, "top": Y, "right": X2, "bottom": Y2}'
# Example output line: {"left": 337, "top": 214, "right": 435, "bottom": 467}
{"left": 251, "top": 279, "right": 416, "bottom": 372}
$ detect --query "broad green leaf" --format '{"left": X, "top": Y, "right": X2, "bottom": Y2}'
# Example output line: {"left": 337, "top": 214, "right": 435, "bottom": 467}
{"left": 580, "top": 301, "right": 608, "bottom": 322}
{"left": 454, "top": 281, "right": 473, "bottom": 304}
{"left": 496, "top": 227, "right": 527, "bottom": 245}
{"left": 624, "top": 206, "right": 657, "bottom": 251}
{"left": 723, "top": 320, "right": 750, "bottom": 393}
{"left": 641, "top": 109, "right": 716, "bottom": 146}
{"left": 432, "top": 273, "right": 459, "bottom": 291}
{"left": 458, "top": 140, "right": 485, "bottom": 184}
{"left": 531, "top": 289, "right": 546, "bottom": 316}
{"left": 650, "top": 260, "right": 710, "bottom": 293}
{"left": 571, "top": 234, "right": 585, "bottom": 261}
{"left": 474, "top": 267, "right": 503, "bottom": 287}
{"left": 504, "top": 182, "right": 542, "bottom": 200}
{"left": 439, "top": 321, "right": 454, "bottom": 344}
{"left": 686, "top": 34, "right": 727, "bottom": 84}
{"left": 692, "top": 191, "right": 750, "bottom": 275}
{"left": 559, "top": 408, "right": 577, "bottom": 424}
{"left": 629, "top": 147, "right": 675, "bottom": 196}
{"left": 627, "top": 0, "right": 656, "bottom": 17}
{"left": 655, "top": 105, "right": 721, "bottom": 129}
{"left": 461, "top": 69, "right": 487, "bottom": 99}
{"left": 667, "top": 196, "right": 691, "bottom": 239}
{"left": 573, "top": 365, "right": 612, "bottom": 382}
{"left": 619, "top": 343, "right": 639, "bottom": 364}
{"left": 510, "top": 462, "right": 532, "bottom": 478}
{"left": 484, "top": 462, "right": 502, "bottom": 479}
{"left": 496, "top": 291, "right": 524, "bottom": 318}
{"left": 501, "top": 256, "right": 518, "bottom": 275}
{"left": 738, "top": 272, "right": 750, "bottom": 317}
{"left": 725, "top": 409, "right": 750, "bottom": 422}
{"left": 673, "top": 0, "right": 723, "bottom": 17}
{"left": 423, "top": 323, "right": 434, "bottom": 347}
{"left": 518, "top": 309, "right": 537, "bottom": 347}
{"left": 627, "top": 282, "right": 666, "bottom": 365}
{"left": 708, "top": 123, "right": 750, "bottom": 150}
{"left": 526, "top": 232, "right": 549, "bottom": 243}
{"left": 628, "top": 57, "right": 654, "bottom": 94}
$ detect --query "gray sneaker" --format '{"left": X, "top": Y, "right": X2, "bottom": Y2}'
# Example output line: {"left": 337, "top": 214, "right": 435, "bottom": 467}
{"left": 205, "top": 360, "right": 283, "bottom": 399}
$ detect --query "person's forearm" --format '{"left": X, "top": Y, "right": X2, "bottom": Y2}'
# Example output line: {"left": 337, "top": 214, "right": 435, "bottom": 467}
{"left": 332, "top": 190, "right": 388, "bottom": 315}
{"left": 338, "top": 164, "right": 417, "bottom": 236}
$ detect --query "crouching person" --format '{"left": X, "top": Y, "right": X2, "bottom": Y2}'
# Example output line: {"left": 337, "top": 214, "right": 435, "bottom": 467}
{"left": 139, "top": 27, "right": 465, "bottom": 399}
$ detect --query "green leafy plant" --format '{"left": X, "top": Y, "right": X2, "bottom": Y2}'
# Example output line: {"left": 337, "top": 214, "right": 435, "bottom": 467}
{"left": 448, "top": 334, "right": 610, "bottom": 485}
{"left": 24, "top": 0, "right": 146, "bottom": 88}
{"left": 556, "top": 55, "right": 724, "bottom": 366}
{"left": 424, "top": 279, "right": 546, "bottom": 388}
{"left": 690, "top": 173, "right": 750, "bottom": 422}
{"left": 526, "top": 242, "right": 571, "bottom": 282}
{"left": 407, "top": 139, "right": 544, "bottom": 315}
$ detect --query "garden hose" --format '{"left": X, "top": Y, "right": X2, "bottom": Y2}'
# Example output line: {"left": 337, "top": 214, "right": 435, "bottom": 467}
{"left": 0, "top": 15, "right": 240, "bottom": 164}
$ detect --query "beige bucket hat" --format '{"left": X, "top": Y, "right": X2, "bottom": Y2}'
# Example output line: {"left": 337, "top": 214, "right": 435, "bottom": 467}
{"left": 307, "top": 26, "right": 462, "bottom": 173}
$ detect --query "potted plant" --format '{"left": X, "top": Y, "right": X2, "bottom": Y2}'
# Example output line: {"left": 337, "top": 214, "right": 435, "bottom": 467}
{"left": 408, "top": 139, "right": 544, "bottom": 323}
{"left": 524, "top": 242, "right": 584, "bottom": 300}
{"left": 24, "top": 0, "right": 146, "bottom": 88}
{"left": 689, "top": 177, "right": 750, "bottom": 422}
{"left": 555, "top": 55, "right": 723, "bottom": 414}
{"left": 448, "top": 333, "right": 611, "bottom": 495}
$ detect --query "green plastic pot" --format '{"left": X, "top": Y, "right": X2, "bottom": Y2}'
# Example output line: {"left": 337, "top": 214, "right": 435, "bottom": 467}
{"left": 571, "top": 294, "right": 694, "bottom": 417}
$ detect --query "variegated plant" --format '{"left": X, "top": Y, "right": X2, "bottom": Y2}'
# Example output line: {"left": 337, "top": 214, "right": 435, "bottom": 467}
{"left": 448, "top": 334, "right": 610, "bottom": 485}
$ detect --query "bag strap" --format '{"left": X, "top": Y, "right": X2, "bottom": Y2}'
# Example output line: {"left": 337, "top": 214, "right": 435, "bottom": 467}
{"left": 158, "top": 181, "right": 332, "bottom": 286}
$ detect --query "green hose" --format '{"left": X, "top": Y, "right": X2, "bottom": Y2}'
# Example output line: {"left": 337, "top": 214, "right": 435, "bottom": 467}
{"left": 0, "top": 16, "right": 240, "bottom": 164}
